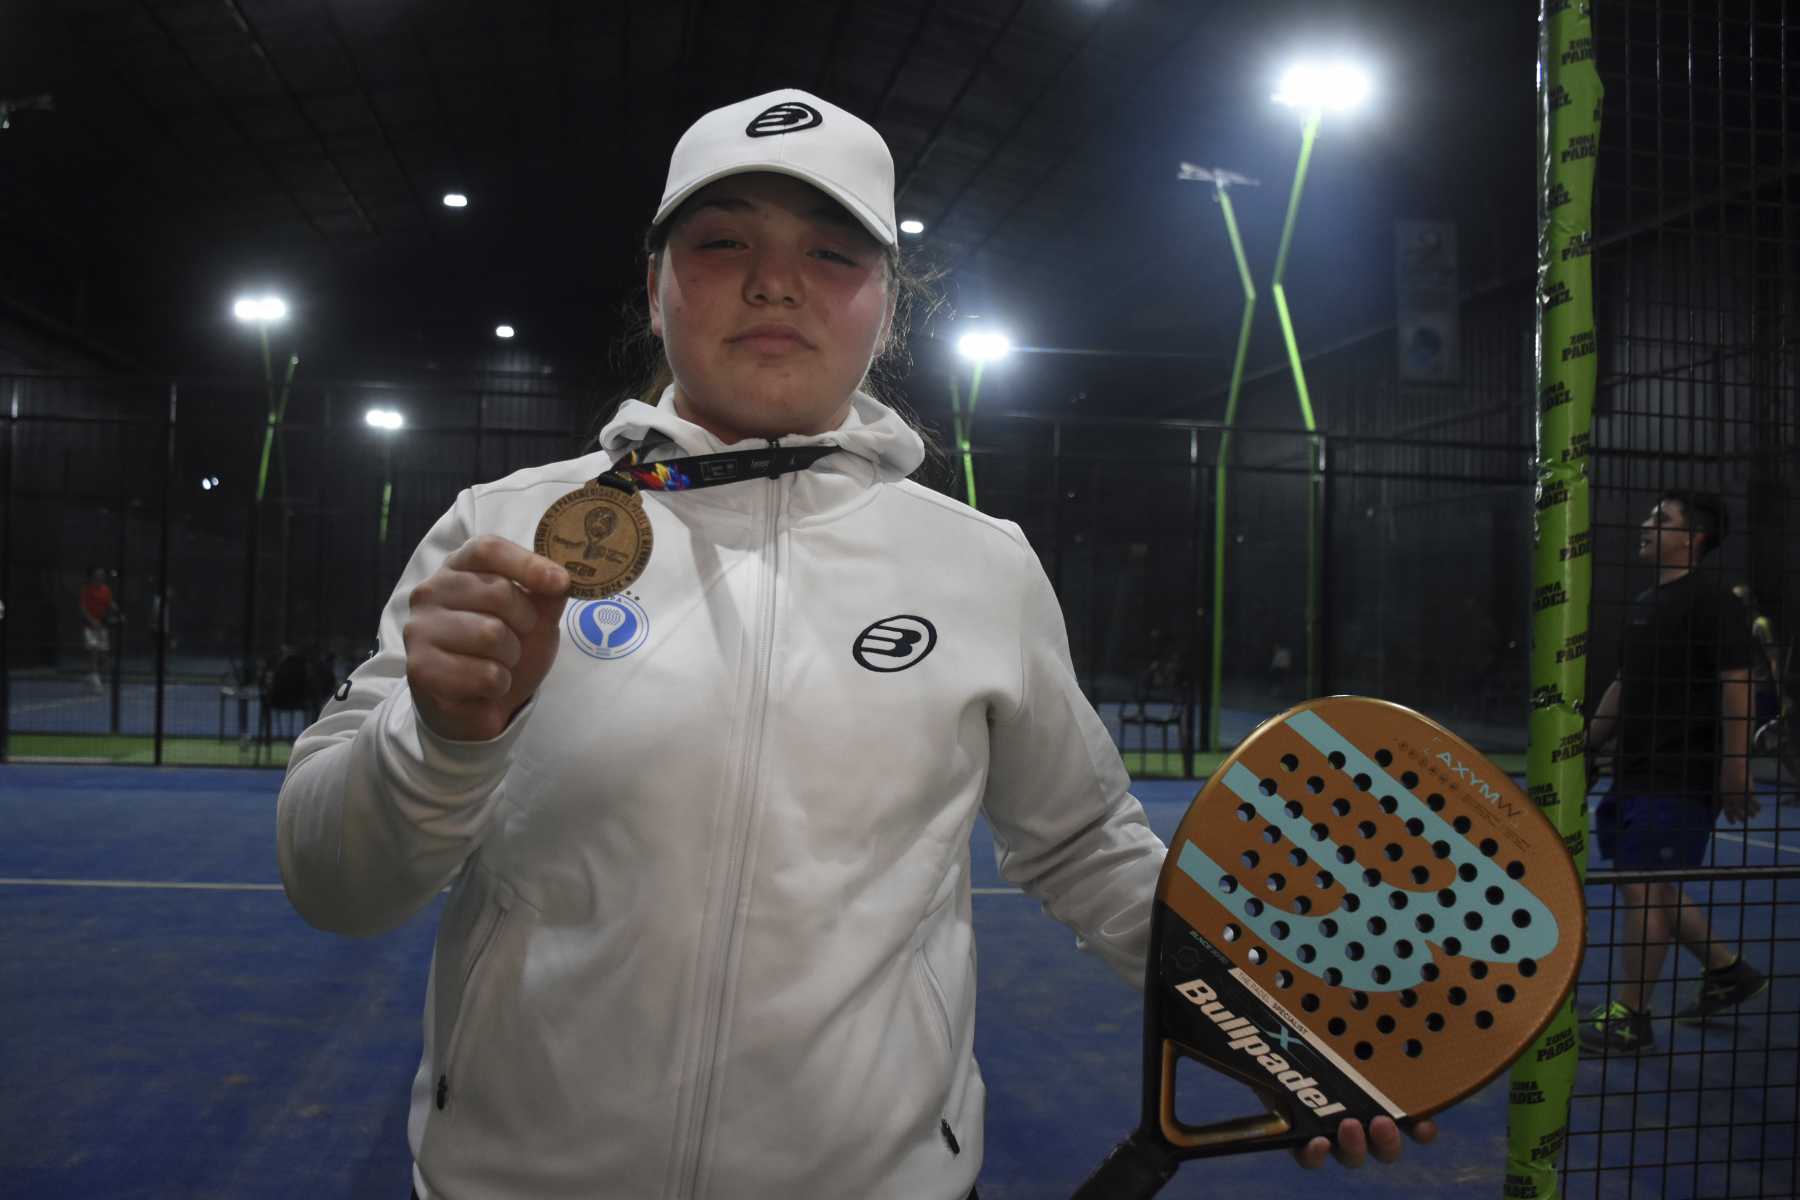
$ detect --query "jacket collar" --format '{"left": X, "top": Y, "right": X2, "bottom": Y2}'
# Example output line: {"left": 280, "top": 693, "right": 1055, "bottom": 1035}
{"left": 598, "top": 385, "right": 925, "bottom": 484}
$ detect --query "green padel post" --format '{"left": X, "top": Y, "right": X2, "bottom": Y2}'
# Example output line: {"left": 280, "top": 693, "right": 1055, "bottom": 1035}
{"left": 1269, "top": 109, "right": 1324, "bottom": 700}
{"left": 1209, "top": 179, "right": 1258, "bottom": 752}
{"left": 951, "top": 364, "right": 985, "bottom": 511}
{"left": 1507, "top": 2, "right": 1601, "bottom": 1197}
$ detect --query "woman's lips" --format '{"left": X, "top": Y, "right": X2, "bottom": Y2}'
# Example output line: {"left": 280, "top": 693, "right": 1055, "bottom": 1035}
{"left": 730, "top": 324, "right": 812, "bottom": 353}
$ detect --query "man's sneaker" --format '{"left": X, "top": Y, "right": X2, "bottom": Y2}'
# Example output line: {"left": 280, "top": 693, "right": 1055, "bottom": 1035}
{"left": 1579, "top": 1001, "right": 1653, "bottom": 1055}
{"left": 1674, "top": 959, "right": 1768, "bottom": 1023}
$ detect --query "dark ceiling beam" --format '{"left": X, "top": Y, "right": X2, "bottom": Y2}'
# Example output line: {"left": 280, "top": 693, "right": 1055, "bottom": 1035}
{"left": 221, "top": 0, "right": 379, "bottom": 235}
{"left": 952, "top": 8, "right": 1213, "bottom": 273}
{"left": 869, "top": 0, "right": 940, "bottom": 127}
{"left": 0, "top": 185, "right": 96, "bottom": 342}
{"left": 553, "top": 0, "right": 570, "bottom": 149}
{"left": 615, "top": 2, "right": 632, "bottom": 161}
{"left": 318, "top": 0, "right": 435, "bottom": 238}
{"left": 131, "top": 0, "right": 328, "bottom": 239}
{"left": 893, "top": 0, "right": 1033, "bottom": 203}
{"left": 36, "top": 9, "right": 225, "bottom": 240}
{"left": 811, "top": 0, "right": 856, "bottom": 97}
{"left": 737, "top": 3, "right": 777, "bottom": 99}
{"left": 678, "top": 0, "right": 701, "bottom": 73}
{"left": 402, "top": 5, "right": 470, "bottom": 196}
{"left": 484, "top": 3, "right": 523, "bottom": 194}
{"left": 923, "top": 1, "right": 1111, "bottom": 238}
{"left": 0, "top": 171, "right": 89, "bottom": 260}
{"left": 0, "top": 288, "right": 146, "bottom": 372}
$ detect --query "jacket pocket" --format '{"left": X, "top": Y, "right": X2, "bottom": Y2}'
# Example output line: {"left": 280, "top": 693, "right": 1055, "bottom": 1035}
{"left": 910, "top": 944, "right": 954, "bottom": 1057}
{"left": 435, "top": 893, "right": 511, "bottom": 1117}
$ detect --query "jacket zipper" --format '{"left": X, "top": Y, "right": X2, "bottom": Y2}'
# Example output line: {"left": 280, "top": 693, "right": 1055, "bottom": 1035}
{"left": 675, "top": 456, "right": 784, "bottom": 1197}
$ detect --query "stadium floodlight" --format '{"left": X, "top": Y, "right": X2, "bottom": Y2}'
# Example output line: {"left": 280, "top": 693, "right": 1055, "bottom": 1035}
{"left": 1273, "top": 61, "right": 1372, "bottom": 113}
{"left": 364, "top": 408, "right": 405, "bottom": 432}
{"left": 232, "top": 295, "right": 287, "bottom": 323}
{"left": 899, "top": 218, "right": 926, "bottom": 236}
{"left": 956, "top": 330, "right": 1012, "bottom": 363}
{"left": 495, "top": 324, "right": 516, "bottom": 339}
{"left": 443, "top": 192, "right": 469, "bottom": 208}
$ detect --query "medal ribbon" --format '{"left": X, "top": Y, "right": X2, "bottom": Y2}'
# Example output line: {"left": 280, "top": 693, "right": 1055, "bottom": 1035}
{"left": 595, "top": 443, "right": 837, "bottom": 495}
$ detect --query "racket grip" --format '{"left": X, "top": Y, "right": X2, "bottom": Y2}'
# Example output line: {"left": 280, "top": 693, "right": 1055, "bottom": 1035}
{"left": 1070, "top": 1131, "right": 1179, "bottom": 1200}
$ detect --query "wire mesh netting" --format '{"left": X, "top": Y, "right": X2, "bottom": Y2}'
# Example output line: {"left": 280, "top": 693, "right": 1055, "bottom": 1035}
{"left": 1558, "top": 4, "right": 1799, "bottom": 1197}
{"left": 9, "top": 370, "right": 1551, "bottom": 778}
{"left": 1, "top": 372, "right": 597, "bottom": 766}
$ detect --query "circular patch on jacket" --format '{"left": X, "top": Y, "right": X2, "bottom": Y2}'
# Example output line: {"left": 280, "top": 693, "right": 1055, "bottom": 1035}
{"left": 853, "top": 615, "right": 937, "bottom": 673}
{"left": 567, "top": 596, "right": 650, "bottom": 661}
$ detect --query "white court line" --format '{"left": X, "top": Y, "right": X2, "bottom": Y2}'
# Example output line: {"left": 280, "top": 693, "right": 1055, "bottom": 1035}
{"left": 973, "top": 886, "right": 1024, "bottom": 895}
{"left": 11, "top": 696, "right": 100, "bottom": 716}
{"left": 0, "top": 877, "right": 283, "bottom": 892}
{"left": 1714, "top": 832, "right": 1800, "bottom": 857}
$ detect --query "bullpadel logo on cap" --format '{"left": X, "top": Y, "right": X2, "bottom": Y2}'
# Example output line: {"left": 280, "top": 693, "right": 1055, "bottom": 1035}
{"left": 746, "top": 102, "right": 822, "bottom": 138}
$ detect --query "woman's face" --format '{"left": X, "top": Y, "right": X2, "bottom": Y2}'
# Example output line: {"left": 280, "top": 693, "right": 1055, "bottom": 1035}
{"left": 649, "top": 172, "right": 892, "bottom": 444}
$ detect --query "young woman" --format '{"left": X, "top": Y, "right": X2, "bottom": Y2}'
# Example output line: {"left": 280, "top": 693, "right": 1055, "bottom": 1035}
{"left": 277, "top": 89, "right": 1428, "bottom": 1199}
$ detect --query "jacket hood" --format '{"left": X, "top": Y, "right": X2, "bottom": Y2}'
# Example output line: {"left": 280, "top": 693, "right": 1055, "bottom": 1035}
{"left": 598, "top": 386, "right": 925, "bottom": 483}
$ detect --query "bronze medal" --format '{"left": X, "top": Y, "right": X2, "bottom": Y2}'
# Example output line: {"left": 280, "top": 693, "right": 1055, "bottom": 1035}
{"left": 534, "top": 482, "right": 653, "bottom": 599}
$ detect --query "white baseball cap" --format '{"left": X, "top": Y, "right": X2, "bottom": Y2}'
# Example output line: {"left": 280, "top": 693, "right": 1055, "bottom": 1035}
{"left": 654, "top": 89, "right": 897, "bottom": 247}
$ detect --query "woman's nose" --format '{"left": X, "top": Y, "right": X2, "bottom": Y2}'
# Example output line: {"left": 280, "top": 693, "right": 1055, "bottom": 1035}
{"left": 743, "top": 246, "right": 803, "bottom": 306}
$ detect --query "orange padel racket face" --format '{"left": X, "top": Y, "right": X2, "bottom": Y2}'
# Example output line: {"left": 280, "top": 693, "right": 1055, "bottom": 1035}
{"left": 1146, "top": 696, "right": 1583, "bottom": 1156}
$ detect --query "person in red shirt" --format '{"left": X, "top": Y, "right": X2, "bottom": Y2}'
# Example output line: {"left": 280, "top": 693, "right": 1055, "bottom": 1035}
{"left": 78, "top": 567, "right": 119, "bottom": 694}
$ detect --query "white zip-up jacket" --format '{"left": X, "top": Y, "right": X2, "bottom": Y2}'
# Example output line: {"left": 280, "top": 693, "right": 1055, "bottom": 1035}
{"left": 277, "top": 389, "right": 1168, "bottom": 1200}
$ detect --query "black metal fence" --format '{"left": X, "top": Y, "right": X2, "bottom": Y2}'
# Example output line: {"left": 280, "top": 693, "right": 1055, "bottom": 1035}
{"left": 2, "top": 371, "right": 601, "bottom": 765}
{"left": 4, "top": 363, "right": 1552, "bottom": 776}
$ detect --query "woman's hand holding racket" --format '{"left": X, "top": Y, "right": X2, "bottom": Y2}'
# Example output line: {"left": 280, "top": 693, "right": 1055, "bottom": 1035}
{"left": 1293, "top": 1113, "right": 1435, "bottom": 1169}
{"left": 404, "top": 535, "right": 571, "bottom": 742}
{"left": 1074, "top": 697, "right": 1583, "bottom": 1199}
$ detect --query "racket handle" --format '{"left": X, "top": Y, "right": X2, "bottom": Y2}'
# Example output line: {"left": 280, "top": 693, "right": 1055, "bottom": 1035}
{"left": 1071, "top": 1131, "right": 1179, "bottom": 1200}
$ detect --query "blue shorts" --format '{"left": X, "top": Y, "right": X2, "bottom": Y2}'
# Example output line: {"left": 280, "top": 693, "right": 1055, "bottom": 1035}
{"left": 1593, "top": 792, "right": 1715, "bottom": 870}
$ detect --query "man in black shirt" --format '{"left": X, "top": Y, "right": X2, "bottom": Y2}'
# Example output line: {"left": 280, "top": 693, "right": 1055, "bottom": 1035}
{"left": 1579, "top": 491, "right": 1766, "bottom": 1054}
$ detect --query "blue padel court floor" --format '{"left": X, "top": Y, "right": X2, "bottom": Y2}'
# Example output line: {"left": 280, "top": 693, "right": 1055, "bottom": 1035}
{"left": 1, "top": 764, "right": 1794, "bottom": 1198}
{"left": 7, "top": 673, "right": 261, "bottom": 737}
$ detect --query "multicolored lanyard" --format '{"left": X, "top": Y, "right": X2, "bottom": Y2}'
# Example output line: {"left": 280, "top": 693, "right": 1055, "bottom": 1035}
{"left": 537, "top": 441, "right": 838, "bottom": 599}
{"left": 595, "top": 443, "right": 837, "bottom": 494}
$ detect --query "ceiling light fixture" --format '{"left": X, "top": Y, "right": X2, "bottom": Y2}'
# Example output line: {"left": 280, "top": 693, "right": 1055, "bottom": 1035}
{"left": 1272, "top": 61, "right": 1373, "bottom": 113}
{"left": 956, "top": 331, "right": 1012, "bottom": 363}
{"left": 231, "top": 296, "right": 287, "bottom": 323}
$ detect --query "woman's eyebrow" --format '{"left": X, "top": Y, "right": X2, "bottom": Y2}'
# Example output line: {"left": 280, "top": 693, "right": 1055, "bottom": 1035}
{"left": 808, "top": 204, "right": 863, "bottom": 232}
{"left": 685, "top": 193, "right": 868, "bottom": 239}
{"left": 690, "top": 196, "right": 755, "bottom": 215}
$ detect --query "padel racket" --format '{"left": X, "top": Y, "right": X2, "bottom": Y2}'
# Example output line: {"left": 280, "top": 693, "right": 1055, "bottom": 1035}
{"left": 1074, "top": 697, "right": 1584, "bottom": 1198}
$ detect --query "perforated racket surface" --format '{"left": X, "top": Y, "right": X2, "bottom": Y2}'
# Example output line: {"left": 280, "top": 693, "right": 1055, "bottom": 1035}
{"left": 1074, "top": 697, "right": 1584, "bottom": 1199}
